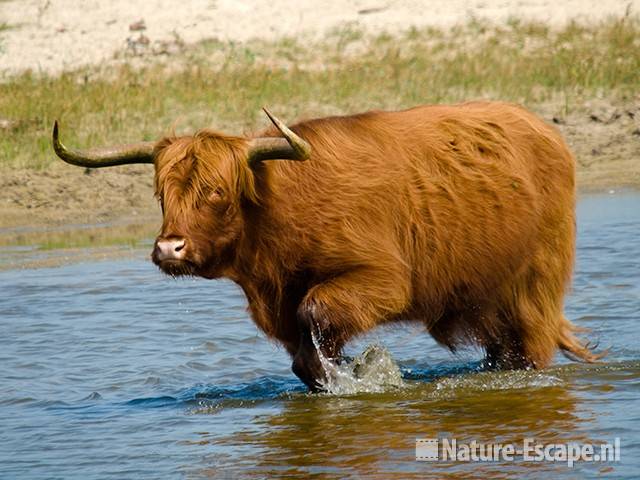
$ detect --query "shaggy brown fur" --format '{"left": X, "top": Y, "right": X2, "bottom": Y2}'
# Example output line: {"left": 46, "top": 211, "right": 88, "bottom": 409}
{"left": 152, "top": 101, "right": 600, "bottom": 390}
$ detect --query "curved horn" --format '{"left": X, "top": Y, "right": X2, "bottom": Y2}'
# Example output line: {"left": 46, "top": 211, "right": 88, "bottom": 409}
{"left": 52, "top": 121, "right": 155, "bottom": 168}
{"left": 247, "top": 108, "right": 311, "bottom": 165}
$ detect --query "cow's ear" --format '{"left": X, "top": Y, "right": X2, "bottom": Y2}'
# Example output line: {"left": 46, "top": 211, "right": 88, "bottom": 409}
{"left": 247, "top": 109, "right": 311, "bottom": 166}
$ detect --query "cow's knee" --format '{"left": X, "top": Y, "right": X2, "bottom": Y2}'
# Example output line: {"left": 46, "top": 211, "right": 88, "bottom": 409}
{"left": 297, "top": 296, "right": 331, "bottom": 337}
{"left": 297, "top": 295, "right": 347, "bottom": 357}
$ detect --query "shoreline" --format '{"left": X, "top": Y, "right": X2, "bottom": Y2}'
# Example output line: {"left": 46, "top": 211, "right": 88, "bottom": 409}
{"left": 2, "top": 95, "right": 638, "bottom": 232}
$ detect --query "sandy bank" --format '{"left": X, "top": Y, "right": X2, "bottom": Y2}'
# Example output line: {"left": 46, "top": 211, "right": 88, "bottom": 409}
{"left": 1, "top": 0, "right": 638, "bottom": 76}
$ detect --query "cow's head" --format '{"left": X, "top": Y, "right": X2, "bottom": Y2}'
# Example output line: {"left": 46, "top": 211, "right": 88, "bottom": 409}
{"left": 52, "top": 109, "right": 310, "bottom": 279}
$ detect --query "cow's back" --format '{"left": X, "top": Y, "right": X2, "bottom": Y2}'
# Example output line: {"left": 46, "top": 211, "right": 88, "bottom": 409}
{"left": 261, "top": 102, "right": 575, "bottom": 306}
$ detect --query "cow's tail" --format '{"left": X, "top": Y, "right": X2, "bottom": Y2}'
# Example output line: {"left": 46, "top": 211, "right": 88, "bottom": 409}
{"left": 557, "top": 316, "right": 607, "bottom": 363}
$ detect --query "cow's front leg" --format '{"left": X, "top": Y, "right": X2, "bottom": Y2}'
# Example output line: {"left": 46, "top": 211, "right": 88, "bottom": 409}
{"left": 291, "top": 266, "right": 410, "bottom": 391}
{"left": 291, "top": 298, "right": 345, "bottom": 391}
{"left": 291, "top": 314, "right": 335, "bottom": 391}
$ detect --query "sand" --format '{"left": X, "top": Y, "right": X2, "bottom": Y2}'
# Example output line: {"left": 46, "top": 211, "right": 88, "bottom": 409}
{"left": 1, "top": 0, "right": 638, "bottom": 76}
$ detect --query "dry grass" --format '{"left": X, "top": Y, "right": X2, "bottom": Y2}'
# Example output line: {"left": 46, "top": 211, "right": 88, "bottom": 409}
{"left": 1, "top": 16, "right": 639, "bottom": 169}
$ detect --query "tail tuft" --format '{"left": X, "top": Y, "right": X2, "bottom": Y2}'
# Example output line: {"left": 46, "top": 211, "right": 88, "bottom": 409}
{"left": 558, "top": 319, "right": 607, "bottom": 363}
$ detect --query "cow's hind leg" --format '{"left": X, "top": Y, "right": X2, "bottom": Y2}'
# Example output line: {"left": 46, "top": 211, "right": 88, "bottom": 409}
{"left": 498, "top": 267, "right": 600, "bottom": 369}
{"left": 484, "top": 334, "right": 534, "bottom": 370}
{"left": 425, "top": 305, "right": 533, "bottom": 369}
{"left": 429, "top": 307, "right": 535, "bottom": 370}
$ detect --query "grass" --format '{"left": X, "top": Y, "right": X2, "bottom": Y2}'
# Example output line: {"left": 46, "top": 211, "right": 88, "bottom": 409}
{"left": 0, "top": 21, "right": 11, "bottom": 53}
{"left": 1, "top": 16, "right": 639, "bottom": 169}
{"left": 0, "top": 221, "right": 157, "bottom": 250}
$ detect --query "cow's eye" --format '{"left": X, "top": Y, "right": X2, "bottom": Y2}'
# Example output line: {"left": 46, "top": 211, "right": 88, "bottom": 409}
{"left": 209, "top": 187, "right": 225, "bottom": 201}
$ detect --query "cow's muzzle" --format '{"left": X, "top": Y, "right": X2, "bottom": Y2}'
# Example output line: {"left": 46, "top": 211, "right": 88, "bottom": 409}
{"left": 154, "top": 237, "right": 186, "bottom": 262}
{"left": 152, "top": 237, "right": 196, "bottom": 276}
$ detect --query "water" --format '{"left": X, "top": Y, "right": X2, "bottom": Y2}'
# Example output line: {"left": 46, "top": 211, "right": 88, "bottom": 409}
{"left": 0, "top": 192, "right": 638, "bottom": 479}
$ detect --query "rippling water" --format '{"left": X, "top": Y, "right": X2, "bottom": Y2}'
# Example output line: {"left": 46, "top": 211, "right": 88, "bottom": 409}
{"left": 1, "top": 193, "right": 639, "bottom": 479}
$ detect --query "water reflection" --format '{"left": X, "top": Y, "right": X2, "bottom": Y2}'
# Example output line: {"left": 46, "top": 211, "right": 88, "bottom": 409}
{"left": 179, "top": 362, "right": 640, "bottom": 479}
{"left": 0, "top": 193, "right": 637, "bottom": 479}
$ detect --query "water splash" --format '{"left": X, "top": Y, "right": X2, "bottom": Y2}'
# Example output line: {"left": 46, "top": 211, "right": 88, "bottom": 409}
{"left": 312, "top": 332, "right": 404, "bottom": 394}
{"left": 424, "top": 369, "right": 564, "bottom": 399}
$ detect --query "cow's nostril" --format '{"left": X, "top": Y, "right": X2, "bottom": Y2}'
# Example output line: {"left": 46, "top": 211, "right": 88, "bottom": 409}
{"left": 174, "top": 240, "right": 185, "bottom": 252}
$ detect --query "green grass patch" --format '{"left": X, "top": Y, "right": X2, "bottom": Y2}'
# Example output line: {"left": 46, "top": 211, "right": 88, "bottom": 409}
{"left": 1, "top": 16, "right": 639, "bottom": 169}
{"left": 0, "top": 21, "right": 11, "bottom": 53}
{"left": 0, "top": 221, "right": 157, "bottom": 250}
